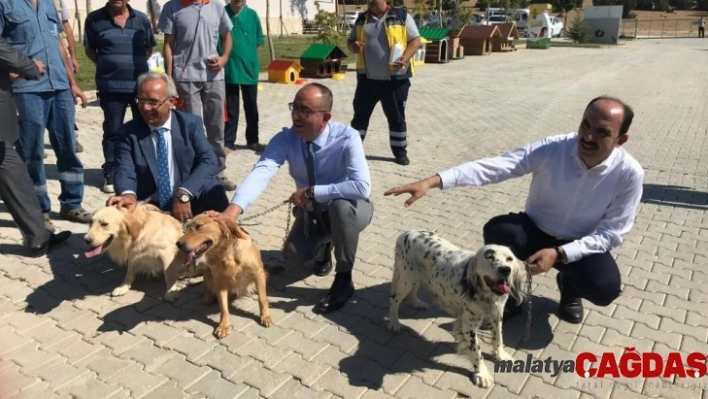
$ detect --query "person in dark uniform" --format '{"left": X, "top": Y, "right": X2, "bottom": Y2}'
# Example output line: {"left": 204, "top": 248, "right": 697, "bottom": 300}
{"left": 0, "top": 37, "right": 71, "bottom": 257}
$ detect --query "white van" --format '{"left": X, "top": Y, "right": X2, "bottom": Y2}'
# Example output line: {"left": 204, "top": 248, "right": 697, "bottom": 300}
{"left": 485, "top": 8, "right": 529, "bottom": 36}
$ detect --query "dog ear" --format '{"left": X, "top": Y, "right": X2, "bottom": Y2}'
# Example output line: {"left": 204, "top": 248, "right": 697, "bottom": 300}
{"left": 123, "top": 214, "right": 142, "bottom": 240}
{"left": 509, "top": 258, "right": 527, "bottom": 306}
{"left": 219, "top": 219, "right": 246, "bottom": 239}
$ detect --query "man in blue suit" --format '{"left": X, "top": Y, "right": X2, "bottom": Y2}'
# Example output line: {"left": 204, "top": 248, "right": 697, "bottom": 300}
{"left": 107, "top": 72, "right": 229, "bottom": 221}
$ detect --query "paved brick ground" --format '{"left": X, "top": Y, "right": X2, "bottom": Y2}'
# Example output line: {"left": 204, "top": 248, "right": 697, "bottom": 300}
{"left": 1, "top": 38, "right": 708, "bottom": 398}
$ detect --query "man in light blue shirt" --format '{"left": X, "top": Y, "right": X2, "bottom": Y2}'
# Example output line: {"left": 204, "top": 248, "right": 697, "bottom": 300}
{"left": 214, "top": 83, "right": 373, "bottom": 314}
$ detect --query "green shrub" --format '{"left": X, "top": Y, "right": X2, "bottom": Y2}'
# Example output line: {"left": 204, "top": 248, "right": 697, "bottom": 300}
{"left": 566, "top": 10, "right": 590, "bottom": 43}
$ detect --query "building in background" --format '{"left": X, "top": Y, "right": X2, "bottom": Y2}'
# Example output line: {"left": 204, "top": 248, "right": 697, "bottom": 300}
{"left": 61, "top": 0, "right": 337, "bottom": 37}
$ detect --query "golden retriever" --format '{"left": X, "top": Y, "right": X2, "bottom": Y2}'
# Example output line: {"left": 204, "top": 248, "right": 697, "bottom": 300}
{"left": 177, "top": 214, "right": 273, "bottom": 339}
{"left": 83, "top": 204, "right": 186, "bottom": 301}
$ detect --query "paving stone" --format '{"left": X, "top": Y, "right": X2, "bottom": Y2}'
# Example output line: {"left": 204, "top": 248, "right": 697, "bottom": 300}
{"left": 118, "top": 339, "right": 178, "bottom": 372}
{"left": 272, "top": 353, "right": 331, "bottom": 387}
{"left": 234, "top": 337, "right": 291, "bottom": 369}
{"left": 92, "top": 331, "right": 146, "bottom": 355}
{"left": 3, "top": 342, "right": 60, "bottom": 371}
{"left": 193, "top": 345, "right": 254, "bottom": 377}
{"left": 32, "top": 358, "right": 90, "bottom": 390}
{"left": 160, "top": 334, "right": 219, "bottom": 362}
{"left": 269, "top": 379, "right": 333, "bottom": 399}
{"left": 312, "top": 368, "right": 367, "bottom": 399}
{"left": 131, "top": 322, "right": 185, "bottom": 347}
{"left": 0, "top": 326, "right": 32, "bottom": 356}
{"left": 151, "top": 355, "right": 211, "bottom": 390}
{"left": 0, "top": 364, "right": 41, "bottom": 396}
{"left": 56, "top": 372, "right": 123, "bottom": 399}
{"left": 228, "top": 360, "right": 292, "bottom": 397}
{"left": 393, "top": 376, "right": 458, "bottom": 399}
{"left": 140, "top": 381, "right": 196, "bottom": 399}
{"left": 103, "top": 362, "right": 168, "bottom": 398}
{"left": 272, "top": 331, "right": 329, "bottom": 361}
{"left": 6, "top": 381, "right": 62, "bottom": 399}
{"left": 76, "top": 348, "right": 135, "bottom": 380}
{"left": 54, "top": 334, "right": 104, "bottom": 365}
{"left": 186, "top": 370, "right": 250, "bottom": 399}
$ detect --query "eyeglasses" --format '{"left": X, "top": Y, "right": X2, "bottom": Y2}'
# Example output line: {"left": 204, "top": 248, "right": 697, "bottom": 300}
{"left": 288, "top": 102, "right": 327, "bottom": 117}
{"left": 136, "top": 97, "right": 170, "bottom": 109}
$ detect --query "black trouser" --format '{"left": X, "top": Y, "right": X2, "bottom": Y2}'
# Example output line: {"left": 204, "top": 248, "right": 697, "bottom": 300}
{"left": 351, "top": 74, "right": 410, "bottom": 157}
{"left": 700, "top": 27, "right": 705, "bottom": 38}
{"left": 98, "top": 92, "right": 139, "bottom": 177}
{"left": 225, "top": 83, "right": 259, "bottom": 146}
{"left": 483, "top": 212, "right": 621, "bottom": 307}
{"left": 0, "top": 142, "right": 51, "bottom": 248}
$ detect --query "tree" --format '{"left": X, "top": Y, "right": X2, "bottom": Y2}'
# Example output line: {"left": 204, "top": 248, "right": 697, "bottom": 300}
{"left": 266, "top": 0, "right": 275, "bottom": 62}
{"left": 551, "top": 0, "right": 583, "bottom": 33}
{"left": 313, "top": 3, "right": 347, "bottom": 44}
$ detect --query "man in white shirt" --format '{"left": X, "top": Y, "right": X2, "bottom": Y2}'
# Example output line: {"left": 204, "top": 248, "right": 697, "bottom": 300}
{"left": 384, "top": 96, "right": 644, "bottom": 324}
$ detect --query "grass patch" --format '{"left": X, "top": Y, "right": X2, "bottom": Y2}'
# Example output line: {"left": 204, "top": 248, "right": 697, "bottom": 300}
{"left": 75, "top": 35, "right": 350, "bottom": 92}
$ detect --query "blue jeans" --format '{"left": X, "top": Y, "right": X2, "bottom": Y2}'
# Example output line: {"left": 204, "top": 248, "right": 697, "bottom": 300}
{"left": 14, "top": 90, "right": 84, "bottom": 213}
{"left": 98, "top": 92, "right": 139, "bottom": 177}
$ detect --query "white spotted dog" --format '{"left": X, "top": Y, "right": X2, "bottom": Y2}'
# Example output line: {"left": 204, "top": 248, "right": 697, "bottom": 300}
{"left": 388, "top": 230, "right": 526, "bottom": 388}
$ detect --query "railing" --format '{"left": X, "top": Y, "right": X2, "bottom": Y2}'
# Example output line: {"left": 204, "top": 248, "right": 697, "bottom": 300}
{"left": 620, "top": 18, "right": 702, "bottom": 39}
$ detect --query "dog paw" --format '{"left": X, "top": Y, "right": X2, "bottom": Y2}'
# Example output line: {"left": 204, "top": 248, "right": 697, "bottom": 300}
{"left": 472, "top": 370, "right": 494, "bottom": 388}
{"left": 111, "top": 285, "right": 130, "bottom": 297}
{"left": 495, "top": 349, "right": 514, "bottom": 362}
{"left": 260, "top": 314, "right": 273, "bottom": 328}
{"left": 388, "top": 319, "right": 402, "bottom": 333}
{"left": 214, "top": 324, "right": 232, "bottom": 339}
{"left": 164, "top": 290, "right": 180, "bottom": 303}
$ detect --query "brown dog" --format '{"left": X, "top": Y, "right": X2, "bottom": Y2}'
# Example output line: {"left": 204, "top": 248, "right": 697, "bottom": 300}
{"left": 177, "top": 214, "right": 273, "bottom": 338}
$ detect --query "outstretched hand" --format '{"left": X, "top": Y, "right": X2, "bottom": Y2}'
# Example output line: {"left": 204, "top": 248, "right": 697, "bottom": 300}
{"left": 106, "top": 194, "right": 137, "bottom": 211}
{"left": 524, "top": 248, "right": 558, "bottom": 275}
{"left": 206, "top": 204, "right": 243, "bottom": 223}
{"left": 383, "top": 175, "right": 443, "bottom": 207}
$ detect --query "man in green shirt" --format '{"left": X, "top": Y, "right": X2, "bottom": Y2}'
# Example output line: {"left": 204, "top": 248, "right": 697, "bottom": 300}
{"left": 224, "top": 0, "right": 265, "bottom": 153}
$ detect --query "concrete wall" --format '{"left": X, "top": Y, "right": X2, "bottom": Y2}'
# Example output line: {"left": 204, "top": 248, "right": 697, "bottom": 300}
{"left": 62, "top": 0, "right": 337, "bottom": 36}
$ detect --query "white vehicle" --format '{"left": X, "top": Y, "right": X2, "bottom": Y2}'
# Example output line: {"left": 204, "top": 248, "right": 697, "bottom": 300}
{"left": 341, "top": 11, "right": 360, "bottom": 27}
{"left": 485, "top": 8, "right": 529, "bottom": 35}
{"left": 549, "top": 16, "right": 565, "bottom": 37}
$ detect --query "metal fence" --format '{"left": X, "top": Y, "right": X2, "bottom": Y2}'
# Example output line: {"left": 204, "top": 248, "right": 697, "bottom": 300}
{"left": 620, "top": 18, "right": 702, "bottom": 39}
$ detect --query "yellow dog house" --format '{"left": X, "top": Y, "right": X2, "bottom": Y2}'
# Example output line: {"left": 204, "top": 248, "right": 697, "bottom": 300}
{"left": 267, "top": 60, "right": 303, "bottom": 84}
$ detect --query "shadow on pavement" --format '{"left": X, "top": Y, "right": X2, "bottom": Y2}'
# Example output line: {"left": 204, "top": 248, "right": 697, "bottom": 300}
{"left": 641, "top": 184, "right": 708, "bottom": 210}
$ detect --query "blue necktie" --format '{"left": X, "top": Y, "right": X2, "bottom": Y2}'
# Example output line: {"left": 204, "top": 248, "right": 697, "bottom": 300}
{"left": 155, "top": 128, "right": 172, "bottom": 211}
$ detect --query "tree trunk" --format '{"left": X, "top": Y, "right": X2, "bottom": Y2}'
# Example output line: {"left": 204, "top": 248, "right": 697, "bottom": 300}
{"left": 74, "top": 0, "right": 82, "bottom": 39}
{"left": 266, "top": 0, "right": 276, "bottom": 62}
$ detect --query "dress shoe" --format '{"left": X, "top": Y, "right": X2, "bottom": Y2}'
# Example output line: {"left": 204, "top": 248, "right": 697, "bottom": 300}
{"left": 556, "top": 272, "right": 584, "bottom": 324}
{"left": 29, "top": 231, "right": 71, "bottom": 257}
{"left": 394, "top": 154, "right": 410, "bottom": 166}
{"left": 314, "top": 277, "right": 354, "bottom": 314}
{"left": 313, "top": 259, "right": 333, "bottom": 277}
{"left": 313, "top": 243, "right": 333, "bottom": 276}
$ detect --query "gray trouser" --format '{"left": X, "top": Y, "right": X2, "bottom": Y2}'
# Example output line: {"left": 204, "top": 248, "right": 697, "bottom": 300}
{"left": 284, "top": 198, "right": 374, "bottom": 273}
{"left": 175, "top": 81, "right": 226, "bottom": 175}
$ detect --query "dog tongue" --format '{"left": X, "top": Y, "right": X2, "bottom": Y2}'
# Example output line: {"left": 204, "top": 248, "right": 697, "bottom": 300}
{"left": 183, "top": 250, "right": 197, "bottom": 266}
{"left": 495, "top": 282, "right": 511, "bottom": 294}
{"left": 84, "top": 246, "right": 104, "bottom": 258}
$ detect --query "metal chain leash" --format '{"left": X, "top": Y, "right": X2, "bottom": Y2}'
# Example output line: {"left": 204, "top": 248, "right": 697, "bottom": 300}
{"left": 238, "top": 200, "right": 290, "bottom": 223}
{"left": 234, "top": 199, "right": 294, "bottom": 253}
{"left": 523, "top": 271, "right": 533, "bottom": 344}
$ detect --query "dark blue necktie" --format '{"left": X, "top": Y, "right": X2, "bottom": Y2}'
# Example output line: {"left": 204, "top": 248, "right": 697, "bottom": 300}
{"left": 154, "top": 127, "right": 172, "bottom": 210}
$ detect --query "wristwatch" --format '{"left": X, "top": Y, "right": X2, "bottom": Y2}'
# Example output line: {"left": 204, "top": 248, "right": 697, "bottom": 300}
{"left": 305, "top": 186, "right": 315, "bottom": 200}
{"left": 175, "top": 191, "right": 192, "bottom": 203}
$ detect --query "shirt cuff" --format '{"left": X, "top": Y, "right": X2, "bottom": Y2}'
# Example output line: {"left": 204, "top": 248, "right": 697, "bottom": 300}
{"left": 121, "top": 190, "right": 137, "bottom": 197}
{"left": 560, "top": 241, "right": 583, "bottom": 264}
{"left": 437, "top": 169, "right": 457, "bottom": 190}
{"left": 178, "top": 187, "right": 193, "bottom": 198}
